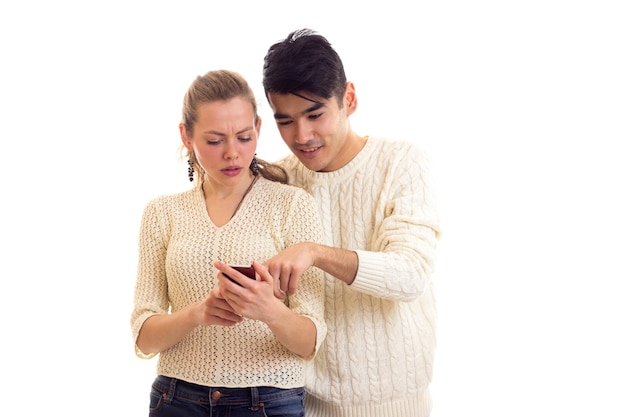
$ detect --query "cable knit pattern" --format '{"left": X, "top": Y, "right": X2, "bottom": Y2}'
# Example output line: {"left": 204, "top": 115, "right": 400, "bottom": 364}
{"left": 279, "top": 137, "right": 440, "bottom": 417}
{"left": 130, "top": 177, "right": 326, "bottom": 389}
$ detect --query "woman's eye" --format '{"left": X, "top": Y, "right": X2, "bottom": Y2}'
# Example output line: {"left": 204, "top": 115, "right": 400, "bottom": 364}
{"left": 206, "top": 140, "right": 221, "bottom": 145}
{"left": 238, "top": 137, "right": 252, "bottom": 142}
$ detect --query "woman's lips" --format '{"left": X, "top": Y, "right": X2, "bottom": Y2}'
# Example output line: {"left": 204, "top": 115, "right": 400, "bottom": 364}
{"left": 221, "top": 166, "right": 242, "bottom": 176}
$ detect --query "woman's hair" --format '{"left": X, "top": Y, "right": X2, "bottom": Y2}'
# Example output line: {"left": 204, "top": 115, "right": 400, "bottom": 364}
{"left": 262, "top": 28, "right": 347, "bottom": 105}
{"left": 181, "top": 69, "right": 287, "bottom": 184}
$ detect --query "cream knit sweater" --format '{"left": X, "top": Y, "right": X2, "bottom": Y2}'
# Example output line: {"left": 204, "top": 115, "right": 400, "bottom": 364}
{"left": 279, "top": 137, "right": 440, "bottom": 417}
{"left": 130, "top": 177, "right": 327, "bottom": 389}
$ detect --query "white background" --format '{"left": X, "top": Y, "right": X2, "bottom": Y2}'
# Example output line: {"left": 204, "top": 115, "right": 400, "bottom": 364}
{"left": 1, "top": 1, "right": 625, "bottom": 416}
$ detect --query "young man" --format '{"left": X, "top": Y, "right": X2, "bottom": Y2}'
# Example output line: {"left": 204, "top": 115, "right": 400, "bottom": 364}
{"left": 262, "top": 29, "right": 441, "bottom": 417}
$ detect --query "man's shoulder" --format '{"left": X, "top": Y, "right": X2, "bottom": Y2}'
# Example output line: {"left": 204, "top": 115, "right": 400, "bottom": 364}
{"left": 275, "top": 153, "right": 301, "bottom": 171}
{"left": 366, "top": 137, "right": 427, "bottom": 163}
{"left": 273, "top": 154, "right": 307, "bottom": 185}
{"left": 368, "top": 136, "right": 423, "bottom": 152}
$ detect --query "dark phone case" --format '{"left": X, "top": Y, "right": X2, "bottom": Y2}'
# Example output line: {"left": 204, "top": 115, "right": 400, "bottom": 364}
{"left": 224, "top": 265, "right": 255, "bottom": 284}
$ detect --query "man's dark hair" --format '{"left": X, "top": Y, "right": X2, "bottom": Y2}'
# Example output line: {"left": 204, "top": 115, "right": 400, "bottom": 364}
{"left": 262, "top": 29, "right": 347, "bottom": 102}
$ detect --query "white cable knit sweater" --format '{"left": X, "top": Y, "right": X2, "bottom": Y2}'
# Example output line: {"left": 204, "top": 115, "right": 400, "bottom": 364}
{"left": 130, "top": 177, "right": 327, "bottom": 389}
{"left": 279, "top": 137, "right": 440, "bottom": 417}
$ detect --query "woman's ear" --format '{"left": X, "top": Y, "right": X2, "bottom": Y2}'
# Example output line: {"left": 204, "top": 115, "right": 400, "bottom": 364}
{"left": 179, "top": 123, "right": 192, "bottom": 151}
{"left": 256, "top": 116, "right": 262, "bottom": 136}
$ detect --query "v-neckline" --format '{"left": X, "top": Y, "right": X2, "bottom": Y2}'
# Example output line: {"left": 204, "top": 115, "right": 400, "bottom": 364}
{"left": 229, "top": 175, "right": 258, "bottom": 220}
{"left": 200, "top": 175, "right": 259, "bottom": 228}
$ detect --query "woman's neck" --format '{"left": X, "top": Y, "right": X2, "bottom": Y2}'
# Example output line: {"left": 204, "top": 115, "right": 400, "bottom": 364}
{"left": 202, "top": 173, "right": 256, "bottom": 200}
{"left": 201, "top": 173, "right": 259, "bottom": 226}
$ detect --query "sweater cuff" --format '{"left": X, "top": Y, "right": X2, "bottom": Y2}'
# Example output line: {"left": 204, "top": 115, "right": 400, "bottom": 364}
{"left": 350, "top": 250, "right": 387, "bottom": 293}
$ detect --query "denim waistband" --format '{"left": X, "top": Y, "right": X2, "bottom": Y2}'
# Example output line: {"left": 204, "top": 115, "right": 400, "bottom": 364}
{"left": 153, "top": 375, "right": 304, "bottom": 406}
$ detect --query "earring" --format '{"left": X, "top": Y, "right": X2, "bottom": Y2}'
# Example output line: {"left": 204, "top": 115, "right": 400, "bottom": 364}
{"left": 250, "top": 154, "right": 259, "bottom": 176}
{"left": 187, "top": 159, "right": 194, "bottom": 182}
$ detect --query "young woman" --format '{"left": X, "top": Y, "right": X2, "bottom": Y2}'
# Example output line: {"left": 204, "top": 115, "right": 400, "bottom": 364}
{"left": 130, "top": 69, "right": 326, "bottom": 417}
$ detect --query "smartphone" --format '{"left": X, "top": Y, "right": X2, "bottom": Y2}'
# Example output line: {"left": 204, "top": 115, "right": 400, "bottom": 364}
{"left": 224, "top": 264, "right": 255, "bottom": 285}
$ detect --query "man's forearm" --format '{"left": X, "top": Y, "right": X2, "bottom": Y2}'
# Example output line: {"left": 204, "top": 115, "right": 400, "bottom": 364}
{"left": 312, "top": 244, "right": 358, "bottom": 285}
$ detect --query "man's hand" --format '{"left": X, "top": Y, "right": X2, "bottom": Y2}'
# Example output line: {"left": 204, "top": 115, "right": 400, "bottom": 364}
{"left": 263, "top": 242, "right": 316, "bottom": 298}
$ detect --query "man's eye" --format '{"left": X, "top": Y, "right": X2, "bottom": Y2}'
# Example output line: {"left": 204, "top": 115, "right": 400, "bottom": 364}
{"left": 309, "top": 113, "right": 322, "bottom": 120}
{"left": 276, "top": 120, "right": 292, "bottom": 126}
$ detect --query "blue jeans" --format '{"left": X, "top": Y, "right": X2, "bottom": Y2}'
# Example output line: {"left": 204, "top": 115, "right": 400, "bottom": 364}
{"left": 148, "top": 375, "right": 305, "bottom": 417}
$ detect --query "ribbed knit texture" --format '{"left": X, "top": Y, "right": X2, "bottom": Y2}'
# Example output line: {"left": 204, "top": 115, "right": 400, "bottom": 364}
{"left": 279, "top": 137, "right": 440, "bottom": 417}
{"left": 130, "top": 177, "right": 327, "bottom": 389}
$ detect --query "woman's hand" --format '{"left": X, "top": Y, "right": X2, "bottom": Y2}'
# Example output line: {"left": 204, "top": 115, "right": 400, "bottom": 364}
{"left": 214, "top": 260, "right": 286, "bottom": 324}
{"left": 195, "top": 286, "right": 244, "bottom": 327}
{"left": 214, "top": 260, "right": 319, "bottom": 359}
{"left": 136, "top": 285, "right": 242, "bottom": 355}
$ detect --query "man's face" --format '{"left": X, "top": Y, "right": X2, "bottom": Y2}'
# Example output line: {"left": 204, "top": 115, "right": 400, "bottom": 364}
{"left": 267, "top": 91, "right": 351, "bottom": 172}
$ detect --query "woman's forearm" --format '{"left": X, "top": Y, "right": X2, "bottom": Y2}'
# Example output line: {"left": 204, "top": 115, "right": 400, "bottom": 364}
{"left": 265, "top": 304, "right": 318, "bottom": 359}
{"left": 135, "top": 304, "right": 199, "bottom": 355}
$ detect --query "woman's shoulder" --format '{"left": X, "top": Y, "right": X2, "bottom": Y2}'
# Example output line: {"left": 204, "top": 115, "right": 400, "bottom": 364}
{"left": 143, "top": 188, "right": 199, "bottom": 210}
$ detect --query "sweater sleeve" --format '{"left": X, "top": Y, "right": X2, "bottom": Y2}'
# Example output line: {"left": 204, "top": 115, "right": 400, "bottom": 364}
{"left": 281, "top": 189, "right": 327, "bottom": 358}
{"left": 350, "top": 144, "right": 441, "bottom": 301}
{"left": 130, "top": 197, "right": 170, "bottom": 359}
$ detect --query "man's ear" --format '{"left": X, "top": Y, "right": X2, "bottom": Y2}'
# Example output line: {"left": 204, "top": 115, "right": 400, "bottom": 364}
{"left": 344, "top": 81, "right": 358, "bottom": 116}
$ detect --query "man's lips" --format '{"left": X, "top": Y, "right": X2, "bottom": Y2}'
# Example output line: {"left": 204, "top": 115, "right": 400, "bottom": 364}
{"left": 298, "top": 145, "right": 322, "bottom": 156}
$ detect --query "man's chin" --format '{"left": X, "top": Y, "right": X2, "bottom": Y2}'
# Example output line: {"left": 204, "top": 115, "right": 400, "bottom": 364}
{"left": 293, "top": 150, "right": 322, "bottom": 171}
{"left": 298, "top": 158, "right": 324, "bottom": 172}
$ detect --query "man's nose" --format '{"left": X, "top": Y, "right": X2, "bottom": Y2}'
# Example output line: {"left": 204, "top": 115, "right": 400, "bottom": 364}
{"left": 293, "top": 121, "right": 311, "bottom": 144}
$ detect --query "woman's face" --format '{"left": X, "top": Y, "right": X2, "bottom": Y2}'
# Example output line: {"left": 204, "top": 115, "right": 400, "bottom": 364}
{"left": 181, "top": 97, "right": 260, "bottom": 188}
